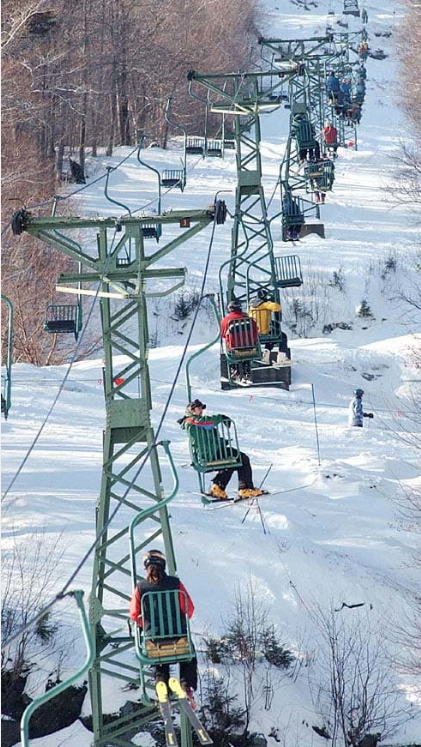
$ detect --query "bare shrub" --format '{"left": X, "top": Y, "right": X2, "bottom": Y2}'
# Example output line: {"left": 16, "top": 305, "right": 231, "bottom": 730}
{"left": 309, "top": 605, "right": 414, "bottom": 746}
{"left": 1, "top": 528, "right": 69, "bottom": 687}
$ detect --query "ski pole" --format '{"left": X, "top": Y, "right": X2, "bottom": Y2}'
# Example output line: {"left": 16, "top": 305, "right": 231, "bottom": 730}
{"left": 259, "top": 463, "right": 273, "bottom": 489}
{"left": 241, "top": 463, "right": 273, "bottom": 527}
{"left": 311, "top": 384, "right": 321, "bottom": 465}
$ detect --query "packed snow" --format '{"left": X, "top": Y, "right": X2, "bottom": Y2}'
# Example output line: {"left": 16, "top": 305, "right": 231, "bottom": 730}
{"left": 2, "top": 0, "right": 420, "bottom": 745}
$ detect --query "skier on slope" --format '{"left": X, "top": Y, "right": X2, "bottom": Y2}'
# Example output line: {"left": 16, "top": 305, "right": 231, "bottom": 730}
{"left": 129, "top": 549, "right": 198, "bottom": 706}
{"left": 348, "top": 388, "right": 374, "bottom": 427}
{"left": 179, "top": 399, "right": 264, "bottom": 500}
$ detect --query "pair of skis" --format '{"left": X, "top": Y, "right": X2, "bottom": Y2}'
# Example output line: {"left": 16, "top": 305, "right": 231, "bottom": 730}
{"left": 156, "top": 677, "right": 213, "bottom": 746}
{"left": 200, "top": 489, "right": 270, "bottom": 508}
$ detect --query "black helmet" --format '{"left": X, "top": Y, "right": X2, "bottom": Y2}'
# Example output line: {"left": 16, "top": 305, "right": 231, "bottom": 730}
{"left": 257, "top": 288, "right": 269, "bottom": 301}
{"left": 228, "top": 299, "right": 242, "bottom": 312}
{"left": 354, "top": 388, "right": 364, "bottom": 396}
{"left": 143, "top": 549, "right": 166, "bottom": 570}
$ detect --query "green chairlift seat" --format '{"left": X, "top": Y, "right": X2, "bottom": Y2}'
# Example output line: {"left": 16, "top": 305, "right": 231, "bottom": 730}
{"left": 293, "top": 118, "right": 317, "bottom": 149}
{"left": 162, "top": 169, "right": 186, "bottom": 191}
{"left": 187, "top": 416, "right": 243, "bottom": 493}
{"left": 135, "top": 589, "right": 194, "bottom": 665}
{"left": 305, "top": 159, "right": 335, "bottom": 191}
{"left": 206, "top": 139, "right": 223, "bottom": 158}
{"left": 224, "top": 318, "right": 261, "bottom": 363}
{"left": 275, "top": 255, "right": 303, "bottom": 288}
{"left": 142, "top": 223, "right": 162, "bottom": 241}
{"left": 44, "top": 303, "right": 82, "bottom": 340}
{"left": 186, "top": 137, "right": 205, "bottom": 155}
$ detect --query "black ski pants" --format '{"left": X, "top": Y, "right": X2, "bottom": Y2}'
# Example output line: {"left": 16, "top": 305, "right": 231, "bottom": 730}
{"left": 212, "top": 449, "right": 253, "bottom": 490}
{"left": 155, "top": 655, "right": 198, "bottom": 690}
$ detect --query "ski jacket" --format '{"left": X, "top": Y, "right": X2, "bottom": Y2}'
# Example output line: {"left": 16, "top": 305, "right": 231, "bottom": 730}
{"left": 220, "top": 311, "right": 258, "bottom": 350}
{"left": 248, "top": 300, "right": 282, "bottom": 335}
{"left": 326, "top": 75, "right": 340, "bottom": 93}
{"left": 129, "top": 574, "right": 194, "bottom": 634}
{"left": 323, "top": 125, "right": 338, "bottom": 145}
{"left": 340, "top": 81, "right": 352, "bottom": 99}
{"left": 182, "top": 412, "right": 229, "bottom": 462}
{"left": 348, "top": 395, "right": 365, "bottom": 426}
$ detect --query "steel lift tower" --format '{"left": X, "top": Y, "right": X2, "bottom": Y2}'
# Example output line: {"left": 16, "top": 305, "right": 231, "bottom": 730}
{"left": 188, "top": 67, "right": 305, "bottom": 389}
{"left": 12, "top": 202, "right": 226, "bottom": 746}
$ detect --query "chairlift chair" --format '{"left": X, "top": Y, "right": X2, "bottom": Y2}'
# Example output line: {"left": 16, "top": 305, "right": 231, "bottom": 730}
{"left": 187, "top": 416, "right": 243, "bottom": 493}
{"left": 44, "top": 302, "right": 82, "bottom": 340}
{"left": 134, "top": 589, "right": 194, "bottom": 666}
{"left": 142, "top": 223, "right": 162, "bottom": 241}
{"left": 274, "top": 255, "right": 303, "bottom": 289}
{"left": 161, "top": 169, "right": 186, "bottom": 191}
{"left": 343, "top": 0, "right": 360, "bottom": 15}
{"left": 206, "top": 139, "right": 223, "bottom": 158}
{"left": 186, "top": 137, "right": 205, "bottom": 155}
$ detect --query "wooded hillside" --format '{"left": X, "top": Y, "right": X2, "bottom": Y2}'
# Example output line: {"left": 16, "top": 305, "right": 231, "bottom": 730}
{"left": 1, "top": 0, "right": 262, "bottom": 363}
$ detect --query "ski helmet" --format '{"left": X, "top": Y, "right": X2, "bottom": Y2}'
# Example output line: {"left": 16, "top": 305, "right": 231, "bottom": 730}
{"left": 257, "top": 288, "right": 269, "bottom": 301}
{"left": 143, "top": 549, "right": 166, "bottom": 570}
{"left": 354, "top": 388, "right": 364, "bottom": 396}
{"left": 227, "top": 299, "right": 242, "bottom": 312}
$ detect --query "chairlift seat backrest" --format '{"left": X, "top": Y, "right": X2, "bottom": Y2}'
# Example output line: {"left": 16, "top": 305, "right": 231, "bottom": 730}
{"left": 142, "top": 223, "right": 162, "bottom": 241}
{"left": 206, "top": 140, "right": 223, "bottom": 157}
{"left": 139, "top": 589, "right": 193, "bottom": 663}
{"left": 294, "top": 119, "right": 316, "bottom": 148}
{"left": 186, "top": 137, "right": 205, "bottom": 155}
{"left": 188, "top": 417, "right": 242, "bottom": 471}
{"left": 225, "top": 319, "right": 258, "bottom": 352}
{"left": 161, "top": 169, "right": 185, "bottom": 190}
{"left": 44, "top": 304, "right": 81, "bottom": 338}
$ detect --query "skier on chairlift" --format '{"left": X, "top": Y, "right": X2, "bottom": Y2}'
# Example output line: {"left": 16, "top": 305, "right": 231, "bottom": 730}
{"left": 179, "top": 399, "right": 265, "bottom": 501}
{"left": 220, "top": 299, "right": 259, "bottom": 385}
{"left": 129, "top": 549, "right": 198, "bottom": 707}
{"left": 248, "top": 289, "right": 282, "bottom": 364}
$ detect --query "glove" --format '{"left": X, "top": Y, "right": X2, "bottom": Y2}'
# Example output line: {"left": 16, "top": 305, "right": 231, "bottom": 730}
{"left": 177, "top": 416, "right": 187, "bottom": 425}
{"left": 221, "top": 415, "right": 232, "bottom": 427}
{"left": 368, "top": 413, "right": 374, "bottom": 419}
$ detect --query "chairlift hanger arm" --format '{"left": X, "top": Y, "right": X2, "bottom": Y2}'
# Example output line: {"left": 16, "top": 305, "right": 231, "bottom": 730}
{"left": 12, "top": 208, "right": 220, "bottom": 232}
{"left": 57, "top": 267, "right": 186, "bottom": 285}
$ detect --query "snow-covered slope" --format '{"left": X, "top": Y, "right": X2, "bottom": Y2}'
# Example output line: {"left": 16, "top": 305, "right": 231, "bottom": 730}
{"left": 2, "top": 1, "right": 420, "bottom": 745}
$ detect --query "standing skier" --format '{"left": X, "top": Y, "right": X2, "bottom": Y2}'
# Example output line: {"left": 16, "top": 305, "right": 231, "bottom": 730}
{"left": 348, "top": 389, "right": 374, "bottom": 427}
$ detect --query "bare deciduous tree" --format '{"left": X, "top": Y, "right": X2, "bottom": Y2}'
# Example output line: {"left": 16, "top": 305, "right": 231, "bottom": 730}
{"left": 309, "top": 605, "right": 414, "bottom": 746}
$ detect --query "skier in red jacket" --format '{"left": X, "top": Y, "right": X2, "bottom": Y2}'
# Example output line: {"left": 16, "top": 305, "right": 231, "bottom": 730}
{"left": 220, "top": 300, "right": 259, "bottom": 385}
{"left": 129, "top": 549, "right": 197, "bottom": 703}
{"left": 322, "top": 122, "right": 338, "bottom": 156}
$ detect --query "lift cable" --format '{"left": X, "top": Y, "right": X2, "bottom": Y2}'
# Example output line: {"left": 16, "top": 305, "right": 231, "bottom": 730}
{"left": 1, "top": 222, "right": 124, "bottom": 505}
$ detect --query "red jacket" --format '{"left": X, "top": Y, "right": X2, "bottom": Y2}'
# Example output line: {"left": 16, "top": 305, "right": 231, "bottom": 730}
{"left": 323, "top": 126, "right": 338, "bottom": 144}
{"left": 129, "top": 575, "right": 194, "bottom": 629}
{"left": 220, "top": 311, "right": 259, "bottom": 350}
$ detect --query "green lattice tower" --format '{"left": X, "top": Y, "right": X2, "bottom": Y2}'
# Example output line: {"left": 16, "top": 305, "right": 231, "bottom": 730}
{"left": 259, "top": 36, "right": 336, "bottom": 237}
{"left": 188, "top": 69, "right": 300, "bottom": 308}
{"left": 188, "top": 69, "right": 304, "bottom": 388}
{"left": 259, "top": 34, "right": 359, "bottom": 154}
{"left": 11, "top": 205, "right": 225, "bottom": 746}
